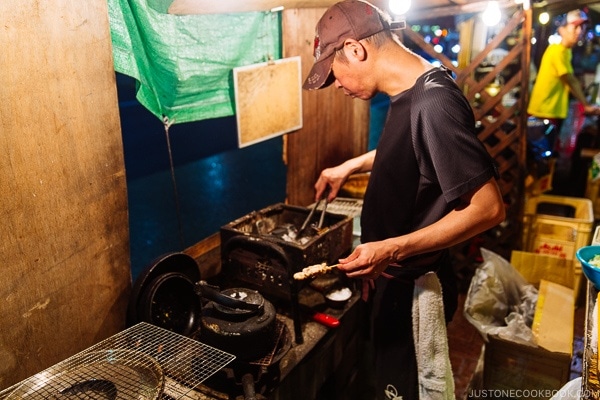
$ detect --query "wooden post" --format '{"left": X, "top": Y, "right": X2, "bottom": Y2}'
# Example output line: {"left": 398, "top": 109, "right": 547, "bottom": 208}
{"left": 0, "top": 0, "right": 130, "bottom": 388}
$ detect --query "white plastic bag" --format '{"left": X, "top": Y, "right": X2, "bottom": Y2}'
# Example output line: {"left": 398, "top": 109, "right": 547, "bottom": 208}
{"left": 549, "top": 377, "right": 582, "bottom": 400}
{"left": 463, "top": 248, "right": 538, "bottom": 345}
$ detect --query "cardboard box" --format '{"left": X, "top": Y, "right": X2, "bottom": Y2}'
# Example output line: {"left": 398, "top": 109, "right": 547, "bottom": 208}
{"left": 483, "top": 280, "right": 574, "bottom": 398}
{"left": 531, "top": 280, "right": 574, "bottom": 354}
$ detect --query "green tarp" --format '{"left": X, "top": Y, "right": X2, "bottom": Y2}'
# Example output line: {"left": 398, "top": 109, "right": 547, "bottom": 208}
{"left": 107, "top": 0, "right": 282, "bottom": 124}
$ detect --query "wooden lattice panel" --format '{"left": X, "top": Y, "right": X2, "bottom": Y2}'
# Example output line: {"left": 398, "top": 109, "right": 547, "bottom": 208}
{"left": 403, "top": 8, "right": 532, "bottom": 276}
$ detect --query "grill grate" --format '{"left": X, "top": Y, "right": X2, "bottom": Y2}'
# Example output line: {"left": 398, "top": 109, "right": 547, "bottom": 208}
{"left": 310, "top": 197, "right": 363, "bottom": 237}
{"left": 248, "top": 318, "right": 286, "bottom": 367}
{"left": 0, "top": 322, "right": 235, "bottom": 400}
{"left": 311, "top": 197, "right": 363, "bottom": 218}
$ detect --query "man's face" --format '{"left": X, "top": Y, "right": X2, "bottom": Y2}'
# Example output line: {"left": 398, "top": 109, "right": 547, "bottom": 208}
{"left": 560, "top": 23, "right": 586, "bottom": 47}
{"left": 330, "top": 47, "right": 376, "bottom": 100}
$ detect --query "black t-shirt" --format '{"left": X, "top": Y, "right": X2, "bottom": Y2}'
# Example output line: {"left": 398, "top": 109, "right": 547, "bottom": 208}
{"left": 361, "top": 67, "right": 497, "bottom": 276}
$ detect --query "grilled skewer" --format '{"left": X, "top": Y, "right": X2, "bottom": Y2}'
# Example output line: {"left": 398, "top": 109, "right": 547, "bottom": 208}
{"left": 293, "top": 262, "right": 340, "bottom": 280}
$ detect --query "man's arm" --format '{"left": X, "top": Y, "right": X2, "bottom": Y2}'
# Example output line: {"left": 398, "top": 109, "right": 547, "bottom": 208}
{"left": 561, "top": 73, "right": 600, "bottom": 115}
{"left": 314, "top": 150, "right": 376, "bottom": 201}
{"left": 337, "top": 178, "right": 506, "bottom": 278}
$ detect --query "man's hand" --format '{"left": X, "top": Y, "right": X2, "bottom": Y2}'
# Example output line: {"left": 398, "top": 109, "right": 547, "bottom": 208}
{"left": 583, "top": 104, "right": 600, "bottom": 116}
{"left": 314, "top": 151, "right": 376, "bottom": 201}
{"left": 314, "top": 165, "right": 353, "bottom": 202}
{"left": 336, "top": 240, "right": 399, "bottom": 279}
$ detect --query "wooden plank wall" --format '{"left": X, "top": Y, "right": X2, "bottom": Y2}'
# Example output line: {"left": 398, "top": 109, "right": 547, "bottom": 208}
{"left": 0, "top": 0, "right": 131, "bottom": 389}
{"left": 282, "top": 8, "right": 370, "bottom": 207}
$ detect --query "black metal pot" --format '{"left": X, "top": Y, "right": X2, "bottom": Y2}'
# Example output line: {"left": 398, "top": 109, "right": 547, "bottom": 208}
{"left": 195, "top": 281, "right": 278, "bottom": 362}
{"left": 128, "top": 252, "right": 290, "bottom": 400}
{"left": 129, "top": 253, "right": 280, "bottom": 362}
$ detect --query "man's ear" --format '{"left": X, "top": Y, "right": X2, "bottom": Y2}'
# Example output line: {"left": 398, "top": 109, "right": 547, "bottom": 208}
{"left": 344, "top": 39, "right": 367, "bottom": 61}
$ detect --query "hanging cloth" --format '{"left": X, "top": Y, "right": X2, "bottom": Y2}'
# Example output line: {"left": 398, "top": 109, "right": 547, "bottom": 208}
{"left": 412, "top": 271, "right": 456, "bottom": 400}
{"left": 107, "top": 0, "right": 282, "bottom": 124}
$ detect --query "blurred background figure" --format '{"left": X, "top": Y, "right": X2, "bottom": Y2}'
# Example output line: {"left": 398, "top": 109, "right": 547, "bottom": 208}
{"left": 528, "top": 9, "right": 599, "bottom": 153}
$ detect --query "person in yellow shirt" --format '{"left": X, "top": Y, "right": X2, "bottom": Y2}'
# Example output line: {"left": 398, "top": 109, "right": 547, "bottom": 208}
{"left": 528, "top": 9, "right": 600, "bottom": 153}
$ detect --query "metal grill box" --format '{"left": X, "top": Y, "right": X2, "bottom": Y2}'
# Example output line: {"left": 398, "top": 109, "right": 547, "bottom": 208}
{"left": 219, "top": 203, "right": 353, "bottom": 299}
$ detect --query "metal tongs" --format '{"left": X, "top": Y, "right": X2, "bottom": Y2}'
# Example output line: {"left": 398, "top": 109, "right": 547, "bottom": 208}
{"left": 298, "top": 189, "right": 330, "bottom": 237}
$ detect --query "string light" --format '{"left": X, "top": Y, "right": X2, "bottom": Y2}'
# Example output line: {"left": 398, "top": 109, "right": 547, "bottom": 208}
{"left": 388, "top": 0, "right": 411, "bottom": 16}
{"left": 482, "top": 1, "right": 501, "bottom": 26}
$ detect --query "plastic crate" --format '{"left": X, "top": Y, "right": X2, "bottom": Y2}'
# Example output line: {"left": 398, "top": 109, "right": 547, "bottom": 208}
{"left": 522, "top": 194, "right": 594, "bottom": 300}
{"left": 585, "top": 170, "right": 600, "bottom": 220}
{"left": 525, "top": 158, "right": 555, "bottom": 197}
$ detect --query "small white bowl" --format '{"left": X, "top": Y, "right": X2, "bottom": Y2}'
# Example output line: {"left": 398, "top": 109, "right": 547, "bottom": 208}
{"left": 325, "top": 287, "right": 352, "bottom": 308}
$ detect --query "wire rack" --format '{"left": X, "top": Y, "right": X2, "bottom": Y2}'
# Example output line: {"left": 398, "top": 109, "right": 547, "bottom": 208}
{"left": 310, "top": 197, "right": 363, "bottom": 237}
{"left": 311, "top": 197, "right": 363, "bottom": 218}
{"left": 0, "top": 322, "right": 235, "bottom": 400}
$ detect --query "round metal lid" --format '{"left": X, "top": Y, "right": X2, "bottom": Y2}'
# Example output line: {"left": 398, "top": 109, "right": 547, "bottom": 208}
{"left": 128, "top": 252, "right": 202, "bottom": 336}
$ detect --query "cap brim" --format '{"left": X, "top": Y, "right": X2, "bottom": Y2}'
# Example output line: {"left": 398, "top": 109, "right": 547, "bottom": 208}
{"left": 303, "top": 55, "right": 335, "bottom": 90}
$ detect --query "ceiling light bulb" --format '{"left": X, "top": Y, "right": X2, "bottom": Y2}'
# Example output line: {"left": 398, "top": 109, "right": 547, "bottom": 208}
{"left": 389, "top": 0, "right": 411, "bottom": 16}
{"left": 482, "top": 1, "right": 501, "bottom": 26}
{"left": 538, "top": 11, "right": 549, "bottom": 25}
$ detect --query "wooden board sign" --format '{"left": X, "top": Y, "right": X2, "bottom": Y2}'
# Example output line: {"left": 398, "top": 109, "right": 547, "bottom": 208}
{"left": 233, "top": 56, "right": 303, "bottom": 148}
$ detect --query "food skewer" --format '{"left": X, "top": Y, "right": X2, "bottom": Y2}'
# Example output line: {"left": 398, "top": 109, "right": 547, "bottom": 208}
{"left": 293, "top": 262, "right": 340, "bottom": 280}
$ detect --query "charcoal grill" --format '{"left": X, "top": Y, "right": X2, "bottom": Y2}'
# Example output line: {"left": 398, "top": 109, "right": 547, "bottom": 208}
{"left": 220, "top": 204, "right": 353, "bottom": 300}
{"left": 219, "top": 203, "right": 353, "bottom": 345}
{"left": 0, "top": 322, "right": 235, "bottom": 400}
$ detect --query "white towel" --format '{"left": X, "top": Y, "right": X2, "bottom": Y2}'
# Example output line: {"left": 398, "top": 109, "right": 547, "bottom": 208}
{"left": 412, "top": 271, "right": 456, "bottom": 400}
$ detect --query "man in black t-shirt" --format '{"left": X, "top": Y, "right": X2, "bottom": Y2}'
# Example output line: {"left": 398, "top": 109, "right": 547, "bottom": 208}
{"left": 303, "top": 1, "right": 506, "bottom": 399}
